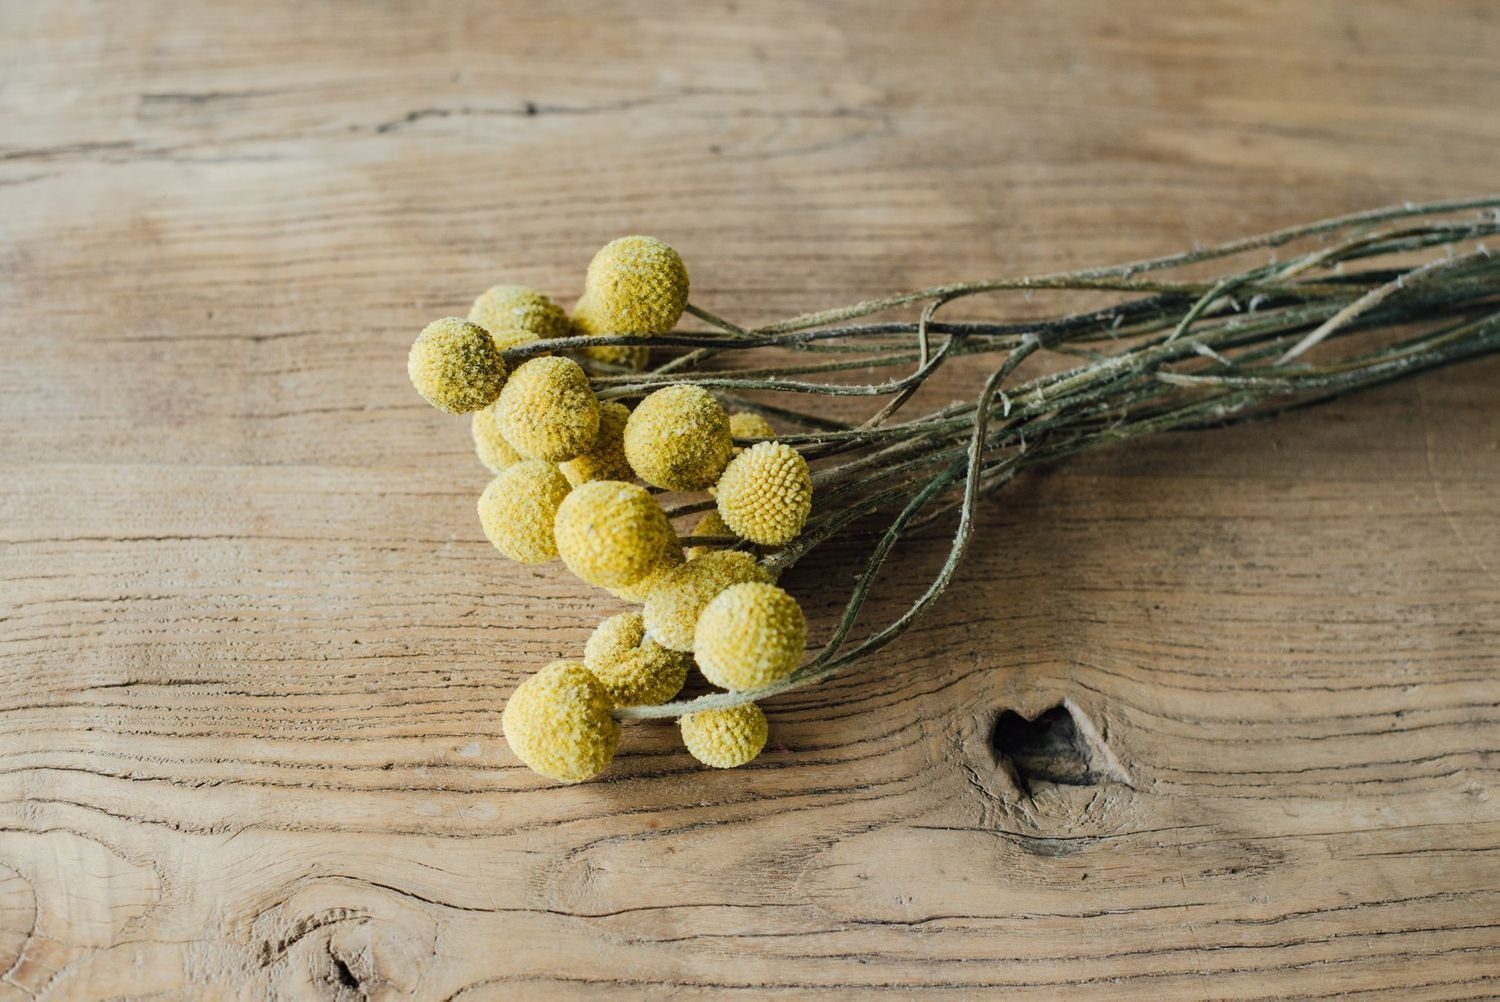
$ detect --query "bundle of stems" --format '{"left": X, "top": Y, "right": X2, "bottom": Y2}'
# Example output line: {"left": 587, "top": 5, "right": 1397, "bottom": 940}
{"left": 506, "top": 197, "right": 1500, "bottom": 721}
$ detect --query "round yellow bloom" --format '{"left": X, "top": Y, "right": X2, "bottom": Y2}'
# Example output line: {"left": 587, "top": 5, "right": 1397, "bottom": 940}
{"left": 471, "top": 402, "right": 521, "bottom": 474}
{"left": 686, "top": 508, "right": 736, "bottom": 559}
{"left": 584, "top": 611, "right": 691, "bottom": 706}
{"left": 477, "top": 460, "right": 571, "bottom": 563}
{"left": 407, "top": 317, "right": 507, "bottom": 414}
{"left": 560, "top": 401, "right": 633, "bottom": 486}
{"left": 623, "top": 384, "right": 733, "bottom": 491}
{"left": 680, "top": 703, "right": 768, "bottom": 768}
{"left": 496, "top": 356, "right": 601, "bottom": 462}
{"left": 553, "top": 480, "right": 676, "bottom": 588}
{"left": 728, "top": 411, "right": 776, "bottom": 442}
{"left": 501, "top": 660, "right": 619, "bottom": 783}
{"left": 694, "top": 582, "right": 807, "bottom": 690}
{"left": 715, "top": 442, "right": 813, "bottom": 546}
{"left": 642, "top": 550, "right": 771, "bottom": 652}
{"left": 572, "top": 295, "right": 652, "bottom": 371}
{"left": 468, "top": 285, "right": 570, "bottom": 348}
{"left": 606, "top": 543, "right": 685, "bottom": 602}
{"left": 584, "top": 235, "right": 689, "bottom": 334}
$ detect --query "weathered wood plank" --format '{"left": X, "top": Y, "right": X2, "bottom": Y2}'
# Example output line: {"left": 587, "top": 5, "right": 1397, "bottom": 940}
{"left": 2, "top": 1, "right": 1498, "bottom": 997}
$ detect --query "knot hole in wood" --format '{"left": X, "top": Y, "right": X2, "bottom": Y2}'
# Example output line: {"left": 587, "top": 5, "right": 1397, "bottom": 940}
{"left": 989, "top": 698, "right": 1132, "bottom": 798}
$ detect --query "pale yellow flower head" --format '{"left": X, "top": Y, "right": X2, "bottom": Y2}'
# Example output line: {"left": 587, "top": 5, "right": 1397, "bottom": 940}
{"left": 496, "top": 356, "right": 601, "bottom": 462}
{"left": 715, "top": 441, "right": 813, "bottom": 546}
{"left": 501, "top": 660, "right": 619, "bottom": 783}
{"left": 407, "top": 317, "right": 507, "bottom": 414}
{"left": 641, "top": 550, "right": 771, "bottom": 652}
{"left": 624, "top": 384, "right": 733, "bottom": 491}
{"left": 694, "top": 582, "right": 807, "bottom": 691}
{"left": 728, "top": 411, "right": 776, "bottom": 442}
{"left": 561, "top": 401, "right": 633, "bottom": 486}
{"left": 572, "top": 295, "right": 652, "bottom": 371}
{"left": 553, "top": 480, "right": 676, "bottom": 588}
{"left": 584, "top": 611, "right": 691, "bottom": 707}
{"left": 686, "top": 508, "right": 736, "bottom": 559}
{"left": 606, "top": 543, "right": 685, "bottom": 602}
{"left": 477, "top": 460, "right": 571, "bottom": 564}
{"left": 584, "top": 235, "right": 689, "bottom": 334}
{"left": 680, "top": 703, "right": 768, "bottom": 768}
{"left": 468, "top": 285, "right": 570, "bottom": 348}
{"left": 471, "top": 402, "right": 521, "bottom": 474}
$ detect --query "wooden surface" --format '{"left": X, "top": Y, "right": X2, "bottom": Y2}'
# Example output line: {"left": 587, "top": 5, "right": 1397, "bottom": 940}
{"left": 3, "top": 2, "right": 1499, "bottom": 998}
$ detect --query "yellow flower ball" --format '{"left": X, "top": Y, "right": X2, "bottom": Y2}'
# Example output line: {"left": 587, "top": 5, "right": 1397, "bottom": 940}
{"left": 572, "top": 295, "right": 652, "bottom": 371}
{"left": 560, "top": 401, "right": 633, "bottom": 486}
{"left": 553, "top": 480, "right": 676, "bottom": 588}
{"left": 623, "top": 384, "right": 733, "bottom": 491}
{"left": 642, "top": 550, "right": 771, "bottom": 652}
{"left": 496, "top": 356, "right": 601, "bottom": 462}
{"left": 694, "top": 582, "right": 807, "bottom": 691}
{"left": 471, "top": 402, "right": 521, "bottom": 474}
{"left": 686, "top": 508, "right": 736, "bottom": 559}
{"left": 584, "top": 235, "right": 689, "bottom": 334}
{"left": 715, "top": 441, "right": 813, "bottom": 546}
{"left": 468, "top": 285, "right": 570, "bottom": 348}
{"left": 407, "top": 317, "right": 507, "bottom": 414}
{"left": 606, "top": 543, "right": 685, "bottom": 602}
{"left": 584, "top": 611, "right": 691, "bottom": 706}
{"left": 501, "top": 660, "right": 619, "bottom": 783}
{"left": 728, "top": 411, "right": 776, "bottom": 442}
{"left": 680, "top": 703, "right": 768, "bottom": 768}
{"left": 477, "top": 460, "right": 571, "bottom": 563}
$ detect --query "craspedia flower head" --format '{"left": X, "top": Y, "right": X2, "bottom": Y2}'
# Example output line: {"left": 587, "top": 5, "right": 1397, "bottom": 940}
{"left": 694, "top": 582, "right": 807, "bottom": 691}
{"left": 624, "top": 384, "right": 733, "bottom": 491}
{"left": 496, "top": 356, "right": 601, "bottom": 462}
{"left": 680, "top": 703, "right": 768, "bottom": 768}
{"left": 642, "top": 550, "right": 771, "bottom": 652}
{"left": 583, "top": 235, "right": 689, "bottom": 334}
{"left": 572, "top": 295, "right": 651, "bottom": 371}
{"left": 715, "top": 441, "right": 813, "bottom": 546}
{"left": 407, "top": 317, "right": 506, "bottom": 414}
{"left": 554, "top": 480, "right": 676, "bottom": 588}
{"left": 477, "top": 460, "right": 571, "bottom": 563}
{"left": 606, "top": 543, "right": 684, "bottom": 602}
{"left": 728, "top": 411, "right": 776, "bottom": 442}
{"left": 686, "top": 508, "right": 736, "bottom": 559}
{"left": 468, "top": 285, "right": 570, "bottom": 348}
{"left": 501, "top": 660, "right": 619, "bottom": 783}
{"left": 560, "top": 401, "right": 633, "bottom": 486}
{"left": 471, "top": 402, "right": 521, "bottom": 474}
{"left": 583, "top": 611, "right": 691, "bottom": 706}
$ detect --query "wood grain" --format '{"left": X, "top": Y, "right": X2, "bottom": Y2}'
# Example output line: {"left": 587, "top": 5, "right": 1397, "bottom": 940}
{"left": 2, "top": 1, "right": 1499, "bottom": 997}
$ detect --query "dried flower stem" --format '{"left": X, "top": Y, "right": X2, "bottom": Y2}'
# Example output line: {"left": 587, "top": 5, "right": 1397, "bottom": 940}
{"left": 497, "top": 197, "right": 1500, "bottom": 721}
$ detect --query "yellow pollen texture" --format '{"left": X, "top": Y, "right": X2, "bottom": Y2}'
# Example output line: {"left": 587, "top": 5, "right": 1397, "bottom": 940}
{"left": 641, "top": 550, "right": 771, "bottom": 653}
{"left": 715, "top": 441, "right": 813, "bottom": 546}
{"left": 584, "top": 611, "right": 691, "bottom": 706}
{"left": 468, "top": 285, "right": 571, "bottom": 348}
{"left": 584, "top": 235, "right": 689, "bottom": 334}
{"left": 501, "top": 660, "right": 619, "bottom": 783}
{"left": 728, "top": 411, "right": 776, "bottom": 442}
{"left": 495, "top": 356, "right": 601, "bottom": 462}
{"left": 553, "top": 480, "right": 676, "bottom": 588}
{"left": 680, "top": 703, "right": 769, "bottom": 768}
{"left": 477, "top": 460, "right": 571, "bottom": 564}
{"left": 407, "top": 317, "right": 507, "bottom": 414}
{"left": 561, "top": 401, "right": 633, "bottom": 486}
{"left": 471, "top": 402, "right": 521, "bottom": 473}
{"left": 624, "top": 384, "right": 733, "bottom": 491}
{"left": 694, "top": 582, "right": 807, "bottom": 690}
{"left": 606, "top": 543, "right": 685, "bottom": 602}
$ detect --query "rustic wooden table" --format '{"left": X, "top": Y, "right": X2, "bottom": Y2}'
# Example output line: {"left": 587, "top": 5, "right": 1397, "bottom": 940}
{"left": 3, "top": 2, "right": 1498, "bottom": 998}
